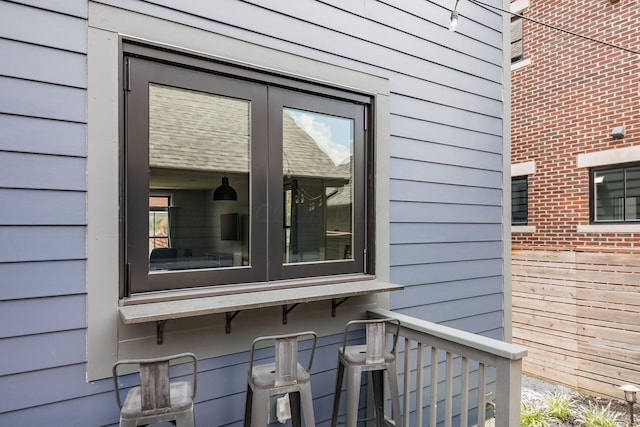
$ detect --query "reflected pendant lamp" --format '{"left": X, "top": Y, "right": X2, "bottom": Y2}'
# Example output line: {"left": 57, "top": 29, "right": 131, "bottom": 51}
{"left": 213, "top": 176, "right": 237, "bottom": 201}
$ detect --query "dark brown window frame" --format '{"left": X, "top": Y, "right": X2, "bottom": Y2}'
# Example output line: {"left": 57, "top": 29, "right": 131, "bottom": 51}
{"left": 121, "top": 43, "right": 373, "bottom": 296}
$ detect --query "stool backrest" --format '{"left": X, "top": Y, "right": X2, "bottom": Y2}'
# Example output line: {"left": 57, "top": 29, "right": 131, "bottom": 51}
{"left": 342, "top": 318, "right": 401, "bottom": 364}
{"left": 274, "top": 336, "right": 299, "bottom": 386}
{"left": 112, "top": 352, "right": 198, "bottom": 414}
{"left": 139, "top": 360, "right": 171, "bottom": 412}
{"left": 365, "top": 322, "right": 386, "bottom": 364}
{"left": 249, "top": 331, "right": 318, "bottom": 386}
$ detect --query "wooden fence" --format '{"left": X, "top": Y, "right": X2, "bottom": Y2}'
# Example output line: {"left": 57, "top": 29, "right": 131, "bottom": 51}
{"left": 512, "top": 249, "right": 640, "bottom": 399}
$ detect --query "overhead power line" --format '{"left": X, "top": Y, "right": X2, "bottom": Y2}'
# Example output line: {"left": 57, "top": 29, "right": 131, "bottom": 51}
{"left": 460, "top": 0, "right": 640, "bottom": 56}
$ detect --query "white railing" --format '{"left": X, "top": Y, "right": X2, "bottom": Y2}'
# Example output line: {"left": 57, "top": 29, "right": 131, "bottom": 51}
{"left": 368, "top": 308, "right": 528, "bottom": 427}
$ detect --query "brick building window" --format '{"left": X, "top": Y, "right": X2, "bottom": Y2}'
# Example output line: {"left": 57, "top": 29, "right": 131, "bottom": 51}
{"left": 511, "top": 16, "right": 524, "bottom": 63}
{"left": 592, "top": 165, "right": 640, "bottom": 222}
{"left": 512, "top": 176, "right": 528, "bottom": 225}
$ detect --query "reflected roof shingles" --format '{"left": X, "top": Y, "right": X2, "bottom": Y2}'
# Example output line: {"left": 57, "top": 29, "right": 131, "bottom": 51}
{"left": 149, "top": 84, "right": 347, "bottom": 179}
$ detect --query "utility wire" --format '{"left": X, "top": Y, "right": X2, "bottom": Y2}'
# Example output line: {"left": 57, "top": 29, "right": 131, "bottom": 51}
{"left": 465, "top": 0, "right": 640, "bottom": 56}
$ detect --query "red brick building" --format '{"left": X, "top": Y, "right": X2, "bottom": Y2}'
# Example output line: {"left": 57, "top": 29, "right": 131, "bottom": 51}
{"left": 510, "top": 0, "right": 640, "bottom": 398}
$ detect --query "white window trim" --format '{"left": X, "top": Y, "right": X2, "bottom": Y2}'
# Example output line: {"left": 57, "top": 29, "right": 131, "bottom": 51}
{"left": 511, "top": 225, "right": 536, "bottom": 233}
{"left": 87, "top": 3, "right": 392, "bottom": 380}
{"left": 511, "top": 161, "right": 535, "bottom": 177}
{"left": 511, "top": 0, "right": 529, "bottom": 14}
{"left": 578, "top": 224, "right": 640, "bottom": 233}
{"left": 510, "top": 0, "right": 530, "bottom": 71}
{"left": 577, "top": 146, "right": 640, "bottom": 168}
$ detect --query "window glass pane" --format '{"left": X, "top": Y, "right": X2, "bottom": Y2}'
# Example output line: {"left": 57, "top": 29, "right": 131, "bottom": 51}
{"left": 511, "top": 17, "right": 523, "bottom": 63}
{"left": 625, "top": 167, "right": 640, "bottom": 221}
{"left": 594, "top": 169, "right": 624, "bottom": 221}
{"left": 282, "top": 108, "right": 353, "bottom": 264}
{"left": 148, "top": 84, "right": 250, "bottom": 272}
{"left": 511, "top": 177, "right": 528, "bottom": 225}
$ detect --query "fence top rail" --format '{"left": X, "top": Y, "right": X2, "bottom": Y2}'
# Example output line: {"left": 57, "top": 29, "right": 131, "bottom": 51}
{"left": 368, "top": 308, "right": 528, "bottom": 361}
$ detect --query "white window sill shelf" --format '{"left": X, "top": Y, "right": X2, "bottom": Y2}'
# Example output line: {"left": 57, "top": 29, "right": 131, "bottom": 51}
{"left": 511, "top": 225, "right": 535, "bottom": 233}
{"left": 119, "top": 276, "right": 403, "bottom": 325}
{"left": 577, "top": 224, "right": 640, "bottom": 233}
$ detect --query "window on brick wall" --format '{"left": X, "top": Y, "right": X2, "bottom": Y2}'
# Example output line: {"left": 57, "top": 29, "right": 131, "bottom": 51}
{"left": 512, "top": 176, "right": 528, "bottom": 225}
{"left": 511, "top": 16, "right": 524, "bottom": 63}
{"left": 592, "top": 164, "right": 640, "bottom": 222}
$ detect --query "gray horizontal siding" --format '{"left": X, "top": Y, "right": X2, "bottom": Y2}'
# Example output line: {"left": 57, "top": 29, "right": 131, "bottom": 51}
{"left": 390, "top": 222, "right": 503, "bottom": 244}
{"left": 390, "top": 180, "right": 502, "bottom": 205}
{"left": 9, "top": 0, "right": 88, "bottom": 17}
{"left": 0, "top": 77, "right": 86, "bottom": 122}
{"left": 391, "top": 258, "right": 502, "bottom": 286}
{"left": 393, "top": 94, "right": 503, "bottom": 135}
{"left": 0, "top": 260, "right": 85, "bottom": 300}
{"left": 0, "top": 330, "right": 86, "bottom": 376}
{"left": 0, "top": 152, "right": 85, "bottom": 190}
{"left": 0, "top": 295, "right": 85, "bottom": 338}
{"left": 390, "top": 157, "right": 502, "bottom": 190}
{"left": 0, "top": 226, "right": 85, "bottom": 262}
{"left": 0, "top": 39, "right": 87, "bottom": 87}
{"left": 391, "top": 137, "right": 503, "bottom": 170}
{"left": 391, "top": 115, "right": 503, "bottom": 154}
{"left": 0, "top": 114, "right": 86, "bottom": 156}
{"left": 391, "top": 241, "right": 502, "bottom": 265}
{"left": 390, "top": 201, "right": 502, "bottom": 223}
{"left": 0, "top": 1, "right": 87, "bottom": 52}
{"left": 0, "top": 189, "right": 85, "bottom": 225}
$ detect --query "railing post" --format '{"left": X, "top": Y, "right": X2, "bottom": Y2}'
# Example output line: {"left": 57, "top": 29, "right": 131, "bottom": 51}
{"left": 494, "top": 357, "right": 523, "bottom": 427}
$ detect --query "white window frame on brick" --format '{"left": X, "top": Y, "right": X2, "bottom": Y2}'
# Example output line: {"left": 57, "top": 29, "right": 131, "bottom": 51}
{"left": 510, "top": 161, "right": 535, "bottom": 233}
{"left": 510, "top": 0, "right": 531, "bottom": 71}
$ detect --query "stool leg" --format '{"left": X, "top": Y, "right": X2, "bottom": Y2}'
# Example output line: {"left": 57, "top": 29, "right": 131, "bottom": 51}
{"left": 371, "top": 370, "right": 385, "bottom": 427}
{"left": 175, "top": 405, "right": 196, "bottom": 427}
{"left": 299, "top": 382, "right": 316, "bottom": 427}
{"left": 331, "top": 360, "right": 345, "bottom": 427}
{"left": 290, "top": 391, "right": 302, "bottom": 427}
{"left": 251, "top": 390, "right": 269, "bottom": 427}
{"left": 244, "top": 385, "right": 253, "bottom": 427}
{"left": 345, "top": 366, "right": 362, "bottom": 427}
{"left": 386, "top": 364, "right": 402, "bottom": 427}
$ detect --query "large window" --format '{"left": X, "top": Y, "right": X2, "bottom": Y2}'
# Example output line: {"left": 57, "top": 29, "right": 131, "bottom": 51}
{"left": 511, "top": 176, "right": 528, "bottom": 225}
{"left": 123, "top": 51, "right": 371, "bottom": 295}
{"left": 592, "top": 164, "right": 640, "bottom": 222}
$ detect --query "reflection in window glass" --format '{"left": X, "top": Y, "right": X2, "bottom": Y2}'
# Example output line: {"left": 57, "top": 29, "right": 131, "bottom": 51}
{"left": 148, "top": 84, "right": 250, "bottom": 272}
{"left": 282, "top": 108, "right": 354, "bottom": 264}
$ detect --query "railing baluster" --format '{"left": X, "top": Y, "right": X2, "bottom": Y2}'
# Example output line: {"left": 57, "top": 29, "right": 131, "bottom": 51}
{"left": 366, "top": 308, "right": 527, "bottom": 427}
{"left": 416, "top": 343, "right": 424, "bottom": 427}
{"left": 403, "top": 338, "right": 411, "bottom": 427}
{"left": 477, "top": 363, "right": 487, "bottom": 426}
{"left": 445, "top": 352, "right": 453, "bottom": 427}
{"left": 430, "top": 347, "right": 438, "bottom": 427}
{"left": 461, "top": 357, "right": 469, "bottom": 427}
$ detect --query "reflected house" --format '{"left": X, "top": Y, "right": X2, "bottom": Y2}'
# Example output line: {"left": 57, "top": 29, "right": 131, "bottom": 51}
{"left": 148, "top": 85, "right": 353, "bottom": 268}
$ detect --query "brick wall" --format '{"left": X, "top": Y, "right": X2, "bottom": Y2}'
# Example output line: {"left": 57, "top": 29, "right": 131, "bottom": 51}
{"left": 511, "top": 0, "right": 640, "bottom": 250}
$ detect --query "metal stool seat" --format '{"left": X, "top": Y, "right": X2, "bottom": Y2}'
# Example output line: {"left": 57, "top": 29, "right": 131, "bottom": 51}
{"left": 112, "top": 352, "right": 197, "bottom": 427}
{"left": 331, "top": 319, "right": 402, "bottom": 427}
{"left": 244, "top": 331, "right": 318, "bottom": 427}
